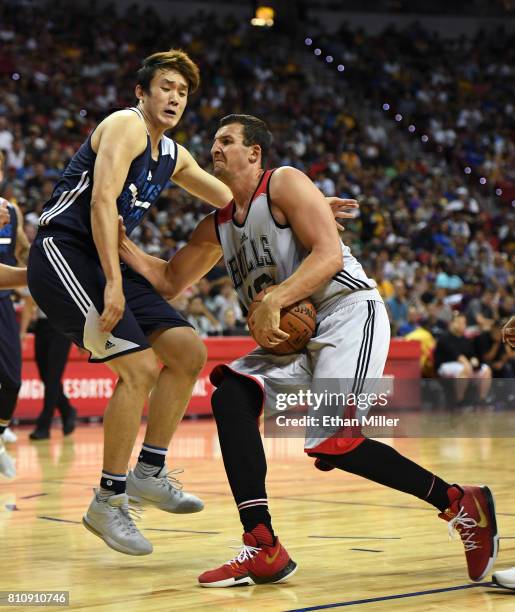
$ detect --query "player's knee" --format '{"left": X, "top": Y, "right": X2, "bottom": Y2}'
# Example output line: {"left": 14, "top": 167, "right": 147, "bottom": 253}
{"left": 211, "top": 374, "right": 262, "bottom": 422}
{"left": 180, "top": 337, "right": 207, "bottom": 378}
{"left": 163, "top": 333, "right": 207, "bottom": 379}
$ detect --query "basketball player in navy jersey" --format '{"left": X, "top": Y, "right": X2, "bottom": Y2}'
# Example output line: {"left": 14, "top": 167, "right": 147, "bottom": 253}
{"left": 0, "top": 152, "right": 31, "bottom": 479}
{"left": 119, "top": 114, "right": 498, "bottom": 585}
{"left": 26, "top": 49, "right": 242, "bottom": 556}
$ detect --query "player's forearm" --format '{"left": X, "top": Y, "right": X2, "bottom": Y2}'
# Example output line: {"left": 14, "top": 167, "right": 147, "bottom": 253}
{"left": 91, "top": 198, "right": 122, "bottom": 283}
{"left": 162, "top": 247, "right": 221, "bottom": 300}
{"left": 0, "top": 264, "right": 27, "bottom": 289}
{"left": 119, "top": 236, "right": 171, "bottom": 296}
{"left": 173, "top": 163, "right": 232, "bottom": 209}
{"left": 267, "top": 249, "right": 342, "bottom": 310}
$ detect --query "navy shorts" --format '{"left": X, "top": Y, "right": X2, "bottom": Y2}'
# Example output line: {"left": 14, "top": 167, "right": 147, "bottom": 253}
{"left": 27, "top": 234, "right": 192, "bottom": 363}
{"left": 0, "top": 295, "right": 21, "bottom": 387}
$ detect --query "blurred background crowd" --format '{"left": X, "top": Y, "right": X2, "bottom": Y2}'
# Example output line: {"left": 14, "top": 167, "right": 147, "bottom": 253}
{"left": 0, "top": 0, "right": 513, "bottom": 378}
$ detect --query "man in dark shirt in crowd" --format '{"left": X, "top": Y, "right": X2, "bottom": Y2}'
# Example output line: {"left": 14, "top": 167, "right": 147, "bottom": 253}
{"left": 434, "top": 314, "right": 492, "bottom": 405}
{"left": 475, "top": 322, "right": 514, "bottom": 379}
{"left": 465, "top": 288, "right": 497, "bottom": 330}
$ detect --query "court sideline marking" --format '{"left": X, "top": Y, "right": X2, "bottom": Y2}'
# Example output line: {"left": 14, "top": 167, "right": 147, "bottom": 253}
{"left": 286, "top": 582, "right": 494, "bottom": 611}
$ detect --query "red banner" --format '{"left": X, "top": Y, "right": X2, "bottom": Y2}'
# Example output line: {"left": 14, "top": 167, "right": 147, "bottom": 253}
{"left": 17, "top": 336, "right": 420, "bottom": 419}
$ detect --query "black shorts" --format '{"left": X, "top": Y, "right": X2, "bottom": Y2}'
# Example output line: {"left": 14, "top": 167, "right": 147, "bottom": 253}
{"left": 28, "top": 234, "right": 192, "bottom": 363}
{"left": 0, "top": 295, "right": 21, "bottom": 387}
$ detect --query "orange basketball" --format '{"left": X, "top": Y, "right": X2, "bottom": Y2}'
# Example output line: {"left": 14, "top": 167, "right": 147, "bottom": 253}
{"left": 247, "top": 285, "right": 317, "bottom": 355}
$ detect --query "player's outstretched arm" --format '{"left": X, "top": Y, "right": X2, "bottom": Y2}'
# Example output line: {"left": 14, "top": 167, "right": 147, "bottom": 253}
{"left": 249, "top": 167, "right": 343, "bottom": 348}
{"left": 119, "top": 214, "right": 222, "bottom": 300}
{"left": 90, "top": 113, "right": 147, "bottom": 332}
{"left": 172, "top": 145, "right": 233, "bottom": 208}
{"left": 0, "top": 263, "right": 27, "bottom": 289}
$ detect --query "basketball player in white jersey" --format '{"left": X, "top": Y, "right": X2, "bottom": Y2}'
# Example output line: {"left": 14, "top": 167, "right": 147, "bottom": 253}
{"left": 121, "top": 114, "right": 497, "bottom": 586}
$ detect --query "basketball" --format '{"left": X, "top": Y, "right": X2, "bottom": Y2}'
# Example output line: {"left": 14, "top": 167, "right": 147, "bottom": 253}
{"left": 247, "top": 285, "right": 316, "bottom": 355}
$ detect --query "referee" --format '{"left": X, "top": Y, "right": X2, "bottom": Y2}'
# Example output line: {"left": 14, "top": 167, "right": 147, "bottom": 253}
{"left": 30, "top": 308, "right": 76, "bottom": 440}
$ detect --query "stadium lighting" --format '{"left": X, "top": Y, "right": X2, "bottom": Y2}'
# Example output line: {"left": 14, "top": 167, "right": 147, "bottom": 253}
{"left": 496, "top": 188, "right": 503, "bottom": 196}
{"left": 337, "top": 64, "right": 345, "bottom": 71}
{"left": 326, "top": 55, "right": 333, "bottom": 63}
{"left": 464, "top": 167, "right": 472, "bottom": 174}
{"left": 382, "top": 103, "right": 390, "bottom": 110}
{"left": 479, "top": 177, "right": 487, "bottom": 185}
{"left": 251, "top": 6, "right": 274, "bottom": 27}
{"left": 305, "top": 38, "right": 312, "bottom": 45}
{"left": 421, "top": 134, "right": 429, "bottom": 142}
{"left": 314, "top": 48, "right": 321, "bottom": 55}
{"left": 395, "top": 113, "right": 402, "bottom": 121}
{"left": 408, "top": 124, "right": 416, "bottom": 132}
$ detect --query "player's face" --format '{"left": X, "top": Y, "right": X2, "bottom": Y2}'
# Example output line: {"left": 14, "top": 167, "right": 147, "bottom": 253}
{"left": 138, "top": 69, "right": 188, "bottom": 129}
{"left": 211, "top": 124, "right": 256, "bottom": 180}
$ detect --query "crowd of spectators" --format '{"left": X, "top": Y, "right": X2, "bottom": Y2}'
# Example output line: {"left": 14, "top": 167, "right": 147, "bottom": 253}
{"left": 0, "top": 1, "right": 513, "bottom": 376}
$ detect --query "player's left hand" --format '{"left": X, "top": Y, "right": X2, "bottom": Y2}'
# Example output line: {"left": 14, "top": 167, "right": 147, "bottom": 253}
{"left": 248, "top": 294, "right": 289, "bottom": 349}
{"left": 325, "top": 197, "right": 359, "bottom": 231}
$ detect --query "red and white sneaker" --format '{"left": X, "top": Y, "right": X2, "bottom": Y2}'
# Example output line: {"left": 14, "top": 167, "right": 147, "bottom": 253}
{"left": 439, "top": 484, "right": 498, "bottom": 581}
{"left": 198, "top": 526, "right": 297, "bottom": 588}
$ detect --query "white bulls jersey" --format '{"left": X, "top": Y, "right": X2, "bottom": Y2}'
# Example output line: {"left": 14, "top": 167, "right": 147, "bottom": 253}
{"left": 214, "top": 169, "right": 381, "bottom": 322}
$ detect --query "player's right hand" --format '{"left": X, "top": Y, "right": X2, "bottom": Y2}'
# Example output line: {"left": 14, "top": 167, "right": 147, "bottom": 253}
{"left": 100, "top": 280, "right": 125, "bottom": 332}
{"left": 248, "top": 294, "right": 289, "bottom": 348}
{"left": 0, "top": 201, "right": 9, "bottom": 228}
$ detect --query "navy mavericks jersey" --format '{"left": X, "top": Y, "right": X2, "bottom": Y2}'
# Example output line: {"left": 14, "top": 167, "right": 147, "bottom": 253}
{"left": 37, "top": 107, "right": 178, "bottom": 249}
{"left": 0, "top": 199, "right": 18, "bottom": 298}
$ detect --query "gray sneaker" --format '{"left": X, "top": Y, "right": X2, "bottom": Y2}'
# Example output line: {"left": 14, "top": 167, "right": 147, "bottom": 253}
{"left": 1, "top": 427, "right": 17, "bottom": 444}
{"left": 82, "top": 490, "right": 153, "bottom": 555}
{"left": 127, "top": 466, "right": 204, "bottom": 514}
{"left": 0, "top": 439, "right": 15, "bottom": 479}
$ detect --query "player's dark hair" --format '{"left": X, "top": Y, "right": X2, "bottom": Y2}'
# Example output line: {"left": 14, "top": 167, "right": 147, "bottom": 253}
{"left": 218, "top": 114, "right": 273, "bottom": 167}
{"left": 137, "top": 49, "right": 200, "bottom": 94}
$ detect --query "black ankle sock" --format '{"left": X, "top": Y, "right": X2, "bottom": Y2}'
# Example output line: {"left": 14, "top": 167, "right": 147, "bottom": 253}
{"left": 313, "top": 439, "right": 452, "bottom": 512}
{"left": 99, "top": 471, "right": 127, "bottom": 495}
{"left": 138, "top": 443, "right": 166, "bottom": 468}
{"left": 238, "top": 501, "right": 274, "bottom": 538}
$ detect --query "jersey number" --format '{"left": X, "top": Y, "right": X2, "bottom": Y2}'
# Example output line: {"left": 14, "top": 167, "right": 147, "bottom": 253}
{"left": 247, "top": 273, "right": 274, "bottom": 302}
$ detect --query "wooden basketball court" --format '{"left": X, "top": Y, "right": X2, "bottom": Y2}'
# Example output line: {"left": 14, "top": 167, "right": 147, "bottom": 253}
{"left": 2, "top": 419, "right": 515, "bottom": 611}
